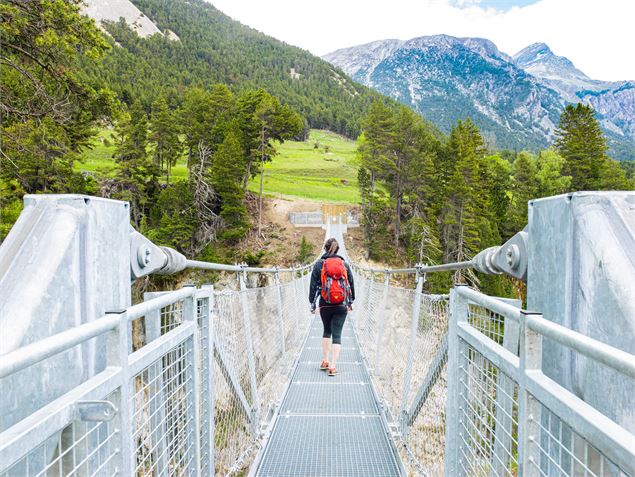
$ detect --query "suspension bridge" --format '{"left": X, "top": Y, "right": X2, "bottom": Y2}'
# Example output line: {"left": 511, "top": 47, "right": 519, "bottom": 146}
{"left": 0, "top": 192, "right": 634, "bottom": 477}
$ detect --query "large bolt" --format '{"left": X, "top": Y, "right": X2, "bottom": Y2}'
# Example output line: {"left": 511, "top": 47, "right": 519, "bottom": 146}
{"left": 137, "top": 245, "right": 152, "bottom": 268}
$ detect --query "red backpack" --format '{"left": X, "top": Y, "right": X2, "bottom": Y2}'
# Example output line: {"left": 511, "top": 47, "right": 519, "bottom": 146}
{"left": 320, "top": 257, "right": 351, "bottom": 304}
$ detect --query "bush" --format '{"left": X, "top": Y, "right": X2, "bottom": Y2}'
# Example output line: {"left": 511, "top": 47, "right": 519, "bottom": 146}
{"left": 295, "top": 236, "right": 314, "bottom": 264}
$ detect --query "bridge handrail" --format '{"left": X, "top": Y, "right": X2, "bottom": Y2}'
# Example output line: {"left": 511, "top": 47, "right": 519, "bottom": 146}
{"left": 457, "top": 286, "right": 635, "bottom": 379}
{"left": 0, "top": 287, "right": 197, "bottom": 379}
{"left": 0, "top": 254, "right": 319, "bottom": 381}
{"left": 446, "top": 285, "right": 635, "bottom": 477}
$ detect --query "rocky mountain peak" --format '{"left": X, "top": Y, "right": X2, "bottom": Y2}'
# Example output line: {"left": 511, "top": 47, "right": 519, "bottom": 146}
{"left": 514, "top": 42, "right": 588, "bottom": 82}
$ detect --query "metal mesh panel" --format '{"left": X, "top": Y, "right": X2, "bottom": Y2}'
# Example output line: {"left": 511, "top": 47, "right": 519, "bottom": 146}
{"left": 1, "top": 416, "right": 119, "bottom": 477}
{"left": 456, "top": 341, "right": 519, "bottom": 477}
{"left": 529, "top": 398, "right": 630, "bottom": 477}
{"left": 132, "top": 339, "right": 195, "bottom": 476}
{"left": 211, "top": 291, "right": 254, "bottom": 475}
{"left": 404, "top": 361, "right": 448, "bottom": 477}
{"left": 350, "top": 271, "right": 450, "bottom": 476}
{"left": 468, "top": 303, "right": 506, "bottom": 346}
{"left": 196, "top": 296, "right": 212, "bottom": 477}
{"left": 161, "top": 302, "right": 184, "bottom": 334}
{"left": 211, "top": 270, "right": 311, "bottom": 475}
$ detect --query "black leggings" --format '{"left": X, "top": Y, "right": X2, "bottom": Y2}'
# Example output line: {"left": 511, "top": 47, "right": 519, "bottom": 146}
{"left": 320, "top": 304, "right": 347, "bottom": 345}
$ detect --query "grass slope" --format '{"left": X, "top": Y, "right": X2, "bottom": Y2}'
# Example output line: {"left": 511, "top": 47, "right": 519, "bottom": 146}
{"left": 79, "top": 129, "right": 359, "bottom": 203}
{"left": 247, "top": 130, "right": 359, "bottom": 203}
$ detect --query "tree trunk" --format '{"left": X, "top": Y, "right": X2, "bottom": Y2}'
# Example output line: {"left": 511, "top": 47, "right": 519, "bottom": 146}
{"left": 258, "top": 128, "right": 265, "bottom": 237}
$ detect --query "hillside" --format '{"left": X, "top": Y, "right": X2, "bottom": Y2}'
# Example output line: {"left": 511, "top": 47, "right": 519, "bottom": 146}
{"left": 325, "top": 35, "right": 635, "bottom": 160}
{"left": 80, "top": 129, "right": 359, "bottom": 203}
{"left": 80, "top": 0, "right": 394, "bottom": 138}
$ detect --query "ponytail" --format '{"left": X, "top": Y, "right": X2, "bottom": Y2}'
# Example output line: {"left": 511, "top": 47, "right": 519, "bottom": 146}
{"left": 324, "top": 238, "right": 339, "bottom": 255}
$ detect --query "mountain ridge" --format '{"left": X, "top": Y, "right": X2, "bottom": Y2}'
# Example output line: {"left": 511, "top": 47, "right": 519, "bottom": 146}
{"left": 325, "top": 35, "right": 634, "bottom": 159}
{"left": 80, "top": 0, "right": 401, "bottom": 138}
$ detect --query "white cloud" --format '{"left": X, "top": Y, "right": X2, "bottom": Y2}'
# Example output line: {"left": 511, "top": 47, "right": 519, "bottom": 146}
{"left": 208, "top": 0, "right": 635, "bottom": 81}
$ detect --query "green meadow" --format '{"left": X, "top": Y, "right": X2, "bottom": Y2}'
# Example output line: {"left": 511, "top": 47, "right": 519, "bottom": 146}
{"left": 79, "top": 129, "right": 360, "bottom": 204}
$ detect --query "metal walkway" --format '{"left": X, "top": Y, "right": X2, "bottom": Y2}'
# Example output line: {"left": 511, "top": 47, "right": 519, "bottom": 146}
{"left": 251, "top": 313, "right": 406, "bottom": 476}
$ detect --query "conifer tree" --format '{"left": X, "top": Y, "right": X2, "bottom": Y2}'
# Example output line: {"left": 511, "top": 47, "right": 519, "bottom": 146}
{"left": 440, "top": 119, "right": 488, "bottom": 282}
{"left": 555, "top": 103, "right": 608, "bottom": 191}
{"left": 112, "top": 101, "right": 159, "bottom": 227}
{"left": 211, "top": 128, "right": 249, "bottom": 241}
{"left": 507, "top": 151, "right": 538, "bottom": 235}
{"left": 150, "top": 95, "right": 183, "bottom": 184}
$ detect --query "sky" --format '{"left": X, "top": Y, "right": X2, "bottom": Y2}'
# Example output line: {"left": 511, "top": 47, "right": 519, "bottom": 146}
{"left": 208, "top": 0, "right": 635, "bottom": 81}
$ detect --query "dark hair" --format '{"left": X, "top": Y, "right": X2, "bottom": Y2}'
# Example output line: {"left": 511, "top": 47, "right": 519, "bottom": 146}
{"left": 324, "top": 238, "right": 339, "bottom": 255}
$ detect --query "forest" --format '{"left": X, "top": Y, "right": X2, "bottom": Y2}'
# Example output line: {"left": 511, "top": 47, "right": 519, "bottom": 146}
{"left": 1, "top": 0, "right": 633, "bottom": 297}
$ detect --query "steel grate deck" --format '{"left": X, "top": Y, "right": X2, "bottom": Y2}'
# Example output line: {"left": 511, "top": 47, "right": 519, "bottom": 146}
{"left": 252, "top": 316, "right": 404, "bottom": 476}
{"left": 299, "top": 346, "right": 361, "bottom": 362}
{"left": 305, "top": 335, "right": 356, "bottom": 347}
{"left": 293, "top": 362, "right": 368, "bottom": 383}
{"left": 255, "top": 416, "right": 401, "bottom": 477}
{"left": 281, "top": 382, "right": 378, "bottom": 414}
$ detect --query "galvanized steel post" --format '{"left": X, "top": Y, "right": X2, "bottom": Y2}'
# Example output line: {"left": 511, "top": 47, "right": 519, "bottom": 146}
{"left": 399, "top": 269, "right": 424, "bottom": 435}
{"left": 292, "top": 267, "right": 302, "bottom": 338}
{"left": 239, "top": 267, "right": 260, "bottom": 434}
{"left": 199, "top": 285, "right": 215, "bottom": 477}
{"left": 182, "top": 285, "right": 202, "bottom": 475}
{"left": 518, "top": 310, "right": 543, "bottom": 477}
{"left": 444, "top": 285, "right": 469, "bottom": 477}
{"left": 372, "top": 271, "right": 390, "bottom": 376}
{"left": 274, "top": 269, "right": 286, "bottom": 355}
{"left": 491, "top": 298, "right": 522, "bottom": 476}
{"left": 143, "top": 292, "right": 169, "bottom": 476}
{"left": 105, "top": 310, "right": 134, "bottom": 476}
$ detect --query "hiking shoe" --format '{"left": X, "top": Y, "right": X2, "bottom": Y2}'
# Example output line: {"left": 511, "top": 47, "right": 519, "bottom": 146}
{"left": 319, "top": 360, "right": 329, "bottom": 371}
{"left": 327, "top": 367, "right": 338, "bottom": 376}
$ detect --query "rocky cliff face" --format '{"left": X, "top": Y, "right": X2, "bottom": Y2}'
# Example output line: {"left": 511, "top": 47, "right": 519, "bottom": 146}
{"left": 325, "top": 36, "right": 634, "bottom": 159}
{"left": 82, "top": 0, "right": 178, "bottom": 40}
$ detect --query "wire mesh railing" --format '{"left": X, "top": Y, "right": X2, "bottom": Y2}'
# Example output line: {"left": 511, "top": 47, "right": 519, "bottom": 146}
{"left": 350, "top": 266, "right": 450, "bottom": 476}
{"left": 446, "top": 285, "right": 635, "bottom": 477}
{"left": 0, "top": 266, "right": 312, "bottom": 477}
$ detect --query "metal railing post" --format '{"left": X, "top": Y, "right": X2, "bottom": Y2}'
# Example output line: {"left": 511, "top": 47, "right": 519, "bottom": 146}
{"left": 518, "top": 310, "right": 543, "bottom": 477}
{"left": 239, "top": 267, "right": 260, "bottom": 435}
{"left": 143, "top": 292, "right": 169, "bottom": 476}
{"left": 182, "top": 285, "right": 201, "bottom": 476}
{"left": 199, "top": 285, "right": 215, "bottom": 477}
{"left": 105, "top": 310, "right": 134, "bottom": 477}
{"left": 292, "top": 267, "right": 302, "bottom": 338}
{"left": 274, "top": 269, "right": 286, "bottom": 355}
{"left": 444, "top": 285, "right": 469, "bottom": 477}
{"left": 372, "top": 271, "right": 390, "bottom": 375}
{"left": 399, "top": 269, "right": 424, "bottom": 435}
{"left": 491, "top": 298, "right": 522, "bottom": 477}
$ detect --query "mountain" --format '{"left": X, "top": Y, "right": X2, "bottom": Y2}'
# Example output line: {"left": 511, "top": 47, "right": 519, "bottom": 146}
{"left": 325, "top": 36, "right": 634, "bottom": 159}
{"left": 514, "top": 43, "right": 635, "bottom": 156}
{"left": 81, "top": 0, "right": 396, "bottom": 138}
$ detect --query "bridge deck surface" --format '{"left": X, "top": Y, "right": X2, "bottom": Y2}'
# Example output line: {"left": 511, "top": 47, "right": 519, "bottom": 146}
{"left": 252, "top": 315, "right": 405, "bottom": 477}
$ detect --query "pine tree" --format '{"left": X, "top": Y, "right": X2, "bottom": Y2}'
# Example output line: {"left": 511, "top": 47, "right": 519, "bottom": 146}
{"left": 211, "top": 128, "right": 249, "bottom": 241}
{"left": 507, "top": 151, "right": 538, "bottom": 235}
{"left": 555, "top": 103, "right": 608, "bottom": 191}
{"left": 150, "top": 95, "right": 183, "bottom": 184}
{"left": 112, "top": 101, "right": 159, "bottom": 227}
{"left": 440, "top": 119, "right": 489, "bottom": 283}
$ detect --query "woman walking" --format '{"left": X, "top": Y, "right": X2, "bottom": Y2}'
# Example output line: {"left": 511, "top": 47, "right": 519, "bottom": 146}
{"left": 308, "top": 238, "right": 355, "bottom": 376}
